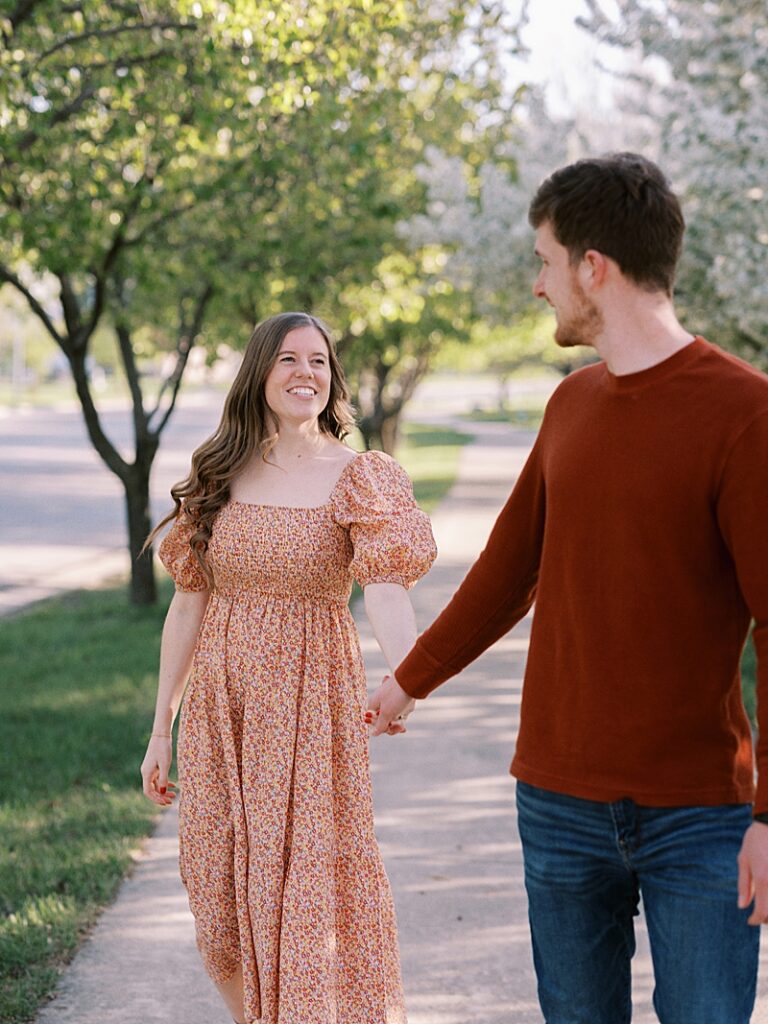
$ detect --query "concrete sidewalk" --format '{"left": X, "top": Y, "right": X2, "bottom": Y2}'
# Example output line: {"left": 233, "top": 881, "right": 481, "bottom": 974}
{"left": 34, "top": 422, "right": 768, "bottom": 1023}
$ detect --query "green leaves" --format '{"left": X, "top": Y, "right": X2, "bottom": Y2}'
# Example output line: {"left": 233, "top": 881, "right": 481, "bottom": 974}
{"left": 2, "top": 0, "right": 515, "bottom": 337}
{"left": 0, "top": 0, "right": 519, "bottom": 454}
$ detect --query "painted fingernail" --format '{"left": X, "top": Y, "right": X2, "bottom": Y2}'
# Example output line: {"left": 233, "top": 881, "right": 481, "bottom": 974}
{"left": 160, "top": 787, "right": 166, "bottom": 794}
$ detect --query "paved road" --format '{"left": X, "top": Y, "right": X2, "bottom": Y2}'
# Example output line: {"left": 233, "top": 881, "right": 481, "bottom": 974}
{"left": 0, "top": 375, "right": 558, "bottom": 615}
{"left": 0, "top": 393, "right": 225, "bottom": 613}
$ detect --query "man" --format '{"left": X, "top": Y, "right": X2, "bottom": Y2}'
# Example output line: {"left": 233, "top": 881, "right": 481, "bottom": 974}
{"left": 369, "top": 153, "right": 768, "bottom": 1023}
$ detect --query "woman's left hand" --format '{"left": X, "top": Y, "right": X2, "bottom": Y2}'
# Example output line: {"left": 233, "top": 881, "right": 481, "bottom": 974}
{"left": 366, "top": 676, "right": 416, "bottom": 736}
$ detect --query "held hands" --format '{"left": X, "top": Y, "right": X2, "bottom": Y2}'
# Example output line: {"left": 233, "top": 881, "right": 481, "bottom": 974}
{"left": 738, "top": 821, "right": 768, "bottom": 925}
{"left": 140, "top": 734, "right": 177, "bottom": 807}
{"left": 366, "top": 674, "right": 416, "bottom": 737}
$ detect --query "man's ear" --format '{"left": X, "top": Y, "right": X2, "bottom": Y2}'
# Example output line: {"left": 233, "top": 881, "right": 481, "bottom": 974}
{"left": 579, "top": 248, "right": 609, "bottom": 291}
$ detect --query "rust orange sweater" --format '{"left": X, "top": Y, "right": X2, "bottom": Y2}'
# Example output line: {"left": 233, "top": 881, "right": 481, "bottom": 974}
{"left": 396, "top": 339, "right": 768, "bottom": 812}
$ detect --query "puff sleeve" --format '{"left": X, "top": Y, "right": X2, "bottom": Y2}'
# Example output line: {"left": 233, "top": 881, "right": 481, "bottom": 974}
{"left": 157, "top": 506, "right": 210, "bottom": 593}
{"left": 332, "top": 451, "right": 437, "bottom": 589}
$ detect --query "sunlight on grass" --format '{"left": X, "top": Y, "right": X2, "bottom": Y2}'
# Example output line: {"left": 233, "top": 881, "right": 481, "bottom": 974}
{"left": 397, "top": 422, "right": 473, "bottom": 514}
{"left": 0, "top": 586, "right": 166, "bottom": 1022}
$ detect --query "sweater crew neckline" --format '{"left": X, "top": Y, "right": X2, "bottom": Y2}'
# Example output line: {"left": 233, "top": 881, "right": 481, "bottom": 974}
{"left": 604, "top": 336, "right": 706, "bottom": 393}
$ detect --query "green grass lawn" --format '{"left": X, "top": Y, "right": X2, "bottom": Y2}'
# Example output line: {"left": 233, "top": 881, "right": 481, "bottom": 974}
{"left": 397, "top": 422, "right": 474, "bottom": 513}
{"left": 0, "top": 421, "right": 472, "bottom": 1023}
{"left": 0, "top": 587, "right": 168, "bottom": 1022}
{"left": 459, "top": 405, "right": 546, "bottom": 429}
{"left": 458, "top": 389, "right": 551, "bottom": 431}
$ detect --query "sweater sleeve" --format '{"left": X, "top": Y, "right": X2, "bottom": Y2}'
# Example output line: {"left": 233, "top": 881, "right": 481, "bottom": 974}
{"left": 716, "top": 409, "right": 768, "bottom": 813}
{"left": 395, "top": 432, "right": 546, "bottom": 699}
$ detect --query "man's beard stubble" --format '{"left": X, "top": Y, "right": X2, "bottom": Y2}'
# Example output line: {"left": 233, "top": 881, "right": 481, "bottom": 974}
{"left": 554, "top": 283, "right": 603, "bottom": 349}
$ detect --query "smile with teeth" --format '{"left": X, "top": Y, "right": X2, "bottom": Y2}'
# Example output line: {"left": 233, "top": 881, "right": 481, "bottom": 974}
{"left": 287, "top": 387, "right": 317, "bottom": 397}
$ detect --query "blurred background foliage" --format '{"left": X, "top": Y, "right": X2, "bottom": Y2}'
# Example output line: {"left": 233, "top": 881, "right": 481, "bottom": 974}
{"left": 2, "top": 0, "right": 767, "bottom": 603}
{"left": 0, "top": 0, "right": 526, "bottom": 600}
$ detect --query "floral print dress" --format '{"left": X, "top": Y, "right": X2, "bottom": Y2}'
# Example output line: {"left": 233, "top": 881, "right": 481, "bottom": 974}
{"left": 158, "top": 450, "right": 436, "bottom": 1024}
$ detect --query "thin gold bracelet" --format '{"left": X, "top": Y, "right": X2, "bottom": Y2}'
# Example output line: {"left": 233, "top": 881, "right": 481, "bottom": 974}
{"left": 151, "top": 732, "right": 172, "bottom": 738}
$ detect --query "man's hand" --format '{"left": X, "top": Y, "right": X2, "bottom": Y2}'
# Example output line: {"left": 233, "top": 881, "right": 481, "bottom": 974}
{"left": 738, "top": 821, "right": 768, "bottom": 924}
{"left": 367, "top": 674, "right": 416, "bottom": 737}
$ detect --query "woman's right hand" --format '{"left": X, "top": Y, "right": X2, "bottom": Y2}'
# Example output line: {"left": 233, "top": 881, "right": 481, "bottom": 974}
{"left": 140, "top": 735, "right": 176, "bottom": 807}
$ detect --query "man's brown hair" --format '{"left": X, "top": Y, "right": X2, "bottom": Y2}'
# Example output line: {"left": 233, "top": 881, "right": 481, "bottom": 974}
{"left": 528, "top": 153, "right": 685, "bottom": 295}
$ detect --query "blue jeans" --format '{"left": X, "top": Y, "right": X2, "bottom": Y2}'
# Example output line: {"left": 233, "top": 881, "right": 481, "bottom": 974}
{"left": 516, "top": 781, "right": 759, "bottom": 1024}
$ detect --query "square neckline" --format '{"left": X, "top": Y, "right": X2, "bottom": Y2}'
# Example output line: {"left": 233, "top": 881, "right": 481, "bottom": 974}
{"left": 227, "top": 450, "right": 370, "bottom": 511}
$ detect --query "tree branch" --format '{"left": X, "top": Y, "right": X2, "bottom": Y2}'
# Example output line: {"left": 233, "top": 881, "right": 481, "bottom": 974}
{"left": 47, "top": 46, "right": 173, "bottom": 77}
{"left": 35, "top": 20, "right": 198, "bottom": 66}
{"left": 735, "top": 326, "right": 765, "bottom": 355}
{"left": 6, "top": 0, "right": 40, "bottom": 36}
{"left": 122, "top": 152, "right": 271, "bottom": 249}
{"left": 67, "top": 348, "right": 130, "bottom": 481}
{"left": 0, "top": 271, "right": 127, "bottom": 483}
{"left": 115, "top": 319, "right": 149, "bottom": 441}
{"left": 58, "top": 273, "right": 83, "bottom": 338}
{"left": 149, "top": 283, "right": 215, "bottom": 436}
{"left": 2, "top": 264, "right": 131, "bottom": 481}
{"left": 12, "top": 80, "right": 99, "bottom": 156}
{"left": 80, "top": 270, "right": 108, "bottom": 346}
{"left": 0, "top": 263, "right": 63, "bottom": 345}
{"left": 81, "top": 185, "right": 145, "bottom": 343}
{"left": 122, "top": 198, "right": 200, "bottom": 248}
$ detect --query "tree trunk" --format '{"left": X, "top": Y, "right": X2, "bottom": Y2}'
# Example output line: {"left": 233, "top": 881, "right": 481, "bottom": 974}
{"left": 124, "top": 464, "right": 157, "bottom": 606}
{"left": 358, "top": 420, "right": 376, "bottom": 451}
{"left": 356, "top": 375, "right": 403, "bottom": 455}
{"left": 356, "top": 411, "right": 400, "bottom": 455}
{"left": 497, "top": 373, "right": 510, "bottom": 412}
{"left": 357, "top": 414, "right": 385, "bottom": 453}
{"left": 379, "top": 413, "right": 399, "bottom": 455}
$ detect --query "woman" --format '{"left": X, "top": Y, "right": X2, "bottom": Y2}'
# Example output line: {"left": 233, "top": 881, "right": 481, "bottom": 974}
{"left": 140, "top": 312, "right": 436, "bottom": 1024}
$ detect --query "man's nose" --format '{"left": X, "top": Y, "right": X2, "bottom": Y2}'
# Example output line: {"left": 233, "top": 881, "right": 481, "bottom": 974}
{"left": 532, "top": 274, "right": 545, "bottom": 299}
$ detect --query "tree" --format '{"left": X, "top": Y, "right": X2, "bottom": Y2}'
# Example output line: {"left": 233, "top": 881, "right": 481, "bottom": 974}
{"left": 224, "top": 0, "right": 528, "bottom": 454}
{"left": 409, "top": 87, "right": 581, "bottom": 308}
{"left": 580, "top": 0, "right": 768, "bottom": 366}
{"left": 336, "top": 250, "right": 473, "bottom": 451}
{"left": 433, "top": 310, "right": 596, "bottom": 400}
{"left": 1, "top": 2, "right": 224, "bottom": 602}
{"left": 396, "top": 91, "right": 595, "bottom": 375}
{"left": 0, "top": 0, "right": 521, "bottom": 602}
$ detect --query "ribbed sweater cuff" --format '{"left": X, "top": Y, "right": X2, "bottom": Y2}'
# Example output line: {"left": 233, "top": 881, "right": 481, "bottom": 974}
{"left": 395, "top": 641, "right": 446, "bottom": 699}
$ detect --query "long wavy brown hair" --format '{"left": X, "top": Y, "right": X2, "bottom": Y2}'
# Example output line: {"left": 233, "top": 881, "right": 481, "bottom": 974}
{"left": 146, "top": 312, "right": 356, "bottom": 584}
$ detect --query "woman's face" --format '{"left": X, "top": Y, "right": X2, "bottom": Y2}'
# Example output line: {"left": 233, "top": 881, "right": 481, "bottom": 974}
{"left": 264, "top": 325, "right": 332, "bottom": 427}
